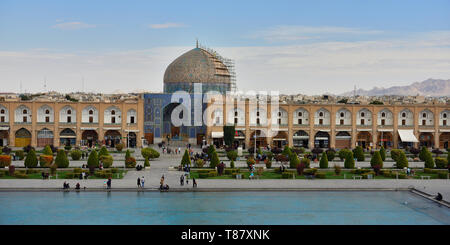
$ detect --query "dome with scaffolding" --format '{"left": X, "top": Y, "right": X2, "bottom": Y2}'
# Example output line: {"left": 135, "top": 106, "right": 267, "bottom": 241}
{"left": 163, "top": 44, "right": 235, "bottom": 94}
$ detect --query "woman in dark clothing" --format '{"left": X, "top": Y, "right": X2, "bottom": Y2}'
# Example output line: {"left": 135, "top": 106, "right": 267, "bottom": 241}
{"left": 137, "top": 177, "right": 141, "bottom": 188}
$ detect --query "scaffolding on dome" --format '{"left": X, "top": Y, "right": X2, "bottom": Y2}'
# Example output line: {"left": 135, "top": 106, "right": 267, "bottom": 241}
{"left": 198, "top": 43, "right": 237, "bottom": 92}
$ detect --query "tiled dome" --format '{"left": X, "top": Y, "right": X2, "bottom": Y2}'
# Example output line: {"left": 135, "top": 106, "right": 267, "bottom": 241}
{"left": 163, "top": 48, "right": 231, "bottom": 84}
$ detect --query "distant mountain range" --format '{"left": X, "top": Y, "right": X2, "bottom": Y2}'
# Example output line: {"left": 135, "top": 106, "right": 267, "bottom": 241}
{"left": 340, "top": 79, "right": 450, "bottom": 97}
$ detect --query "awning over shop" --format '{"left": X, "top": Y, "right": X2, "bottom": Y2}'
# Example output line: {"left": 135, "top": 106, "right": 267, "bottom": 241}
{"left": 211, "top": 132, "right": 224, "bottom": 138}
{"left": 398, "top": 130, "right": 419, "bottom": 143}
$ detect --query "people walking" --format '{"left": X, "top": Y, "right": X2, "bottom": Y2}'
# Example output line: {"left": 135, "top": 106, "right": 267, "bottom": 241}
{"left": 137, "top": 177, "right": 141, "bottom": 188}
{"left": 180, "top": 174, "right": 184, "bottom": 186}
{"left": 107, "top": 178, "right": 111, "bottom": 189}
{"left": 193, "top": 178, "right": 197, "bottom": 188}
{"left": 141, "top": 176, "right": 145, "bottom": 188}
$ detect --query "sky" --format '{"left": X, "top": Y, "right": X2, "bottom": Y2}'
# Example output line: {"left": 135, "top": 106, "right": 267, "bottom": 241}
{"left": 0, "top": 0, "right": 450, "bottom": 95}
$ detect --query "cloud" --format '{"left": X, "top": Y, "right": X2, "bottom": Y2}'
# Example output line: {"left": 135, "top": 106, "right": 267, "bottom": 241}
{"left": 1, "top": 31, "right": 450, "bottom": 95}
{"left": 52, "top": 22, "right": 96, "bottom": 30}
{"left": 250, "top": 25, "right": 383, "bottom": 42}
{"left": 148, "top": 22, "right": 186, "bottom": 29}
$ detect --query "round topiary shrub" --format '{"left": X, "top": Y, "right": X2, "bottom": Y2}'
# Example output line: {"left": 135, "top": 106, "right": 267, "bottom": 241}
{"left": 115, "top": 143, "right": 124, "bottom": 152}
{"left": 70, "top": 150, "right": 82, "bottom": 160}
{"left": 435, "top": 157, "right": 448, "bottom": 169}
{"left": 101, "top": 155, "right": 114, "bottom": 168}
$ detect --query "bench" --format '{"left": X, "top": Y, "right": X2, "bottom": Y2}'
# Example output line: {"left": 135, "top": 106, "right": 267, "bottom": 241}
{"left": 353, "top": 175, "right": 362, "bottom": 180}
{"left": 420, "top": 175, "right": 431, "bottom": 180}
{"left": 305, "top": 174, "right": 315, "bottom": 180}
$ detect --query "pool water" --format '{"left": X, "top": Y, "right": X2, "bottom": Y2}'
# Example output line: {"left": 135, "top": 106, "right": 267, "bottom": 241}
{"left": 0, "top": 191, "right": 449, "bottom": 225}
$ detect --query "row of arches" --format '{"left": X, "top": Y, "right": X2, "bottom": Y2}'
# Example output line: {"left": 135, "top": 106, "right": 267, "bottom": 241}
{"left": 211, "top": 129, "right": 450, "bottom": 150}
{"left": 0, "top": 128, "right": 137, "bottom": 148}
{"left": 0, "top": 105, "right": 137, "bottom": 124}
{"left": 214, "top": 107, "right": 450, "bottom": 127}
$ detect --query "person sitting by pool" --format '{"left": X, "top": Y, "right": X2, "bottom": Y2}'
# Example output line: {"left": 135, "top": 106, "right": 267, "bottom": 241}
{"left": 436, "top": 193, "right": 443, "bottom": 201}
{"left": 63, "top": 182, "right": 67, "bottom": 189}
{"left": 249, "top": 172, "right": 254, "bottom": 180}
{"left": 75, "top": 183, "right": 80, "bottom": 190}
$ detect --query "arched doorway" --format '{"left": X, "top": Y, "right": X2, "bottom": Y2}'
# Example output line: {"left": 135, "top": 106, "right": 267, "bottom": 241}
{"left": 0, "top": 130, "right": 8, "bottom": 146}
{"left": 104, "top": 130, "right": 121, "bottom": 147}
{"left": 419, "top": 132, "right": 434, "bottom": 148}
{"left": 314, "top": 131, "right": 330, "bottom": 148}
{"left": 15, "top": 128, "right": 31, "bottom": 147}
{"left": 249, "top": 130, "right": 267, "bottom": 148}
{"left": 163, "top": 103, "right": 185, "bottom": 142}
{"left": 377, "top": 132, "right": 393, "bottom": 149}
{"left": 335, "top": 131, "right": 351, "bottom": 149}
{"left": 82, "top": 130, "right": 98, "bottom": 147}
{"left": 60, "top": 128, "right": 76, "bottom": 146}
{"left": 37, "top": 128, "right": 54, "bottom": 147}
{"left": 293, "top": 130, "right": 309, "bottom": 148}
{"left": 127, "top": 132, "right": 137, "bottom": 148}
{"left": 356, "top": 131, "right": 372, "bottom": 149}
{"left": 272, "top": 131, "right": 288, "bottom": 149}
{"left": 439, "top": 132, "right": 449, "bottom": 149}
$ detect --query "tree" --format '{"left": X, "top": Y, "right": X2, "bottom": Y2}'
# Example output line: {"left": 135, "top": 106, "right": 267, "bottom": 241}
{"left": 98, "top": 146, "right": 109, "bottom": 158}
{"left": 435, "top": 157, "right": 448, "bottom": 169}
{"left": 55, "top": 149, "right": 69, "bottom": 168}
{"left": 226, "top": 150, "right": 238, "bottom": 161}
{"left": 353, "top": 146, "right": 365, "bottom": 161}
{"left": 282, "top": 146, "right": 293, "bottom": 157}
{"left": 370, "top": 151, "right": 383, "bottom": 168}
{"left": 344, "top": 151, "right": 355, "bottom": 169}
{"left": 43, "top": 145, "right": 53, "bottom": 155}
{"left": 181, "top": 149, "right": 191, "bottom": 166}
{"left": 326, "top": 149, "right": 336, "bottom": 161}
{"left": 319, "top": 152, "right": 328, "bottom": 169}
{"left": 424, "top": 150, "right": 435, "bottom": 169}
{"left": 210, "top": 151, "right": 220, "bottom": 169}
{"left": 24, "top": 149, "right": 38, "bottom": 168}
{"left": 87, "top": 150, "right": 99, "bottom": 168}
{"left": 448, "top": 152, "right": 450, "bottom": 168}
{"left": 208, "top": 145, "right": 216, "bottom": 158}
{"left": 419, "top": 146, "right": 428, "bottom": 161}
{"left": 338, "top": 149, "right": 351, "bottom": 161}
{"left": 396, "top": 151, "right": 408, "bottom": 169}
{"left": 379, "top": 146, "right": 386, "bottom": 161}
{"left": 390, "top": 149, "right": 402, "bottom": 162}
{"left": 289, "top": 153, "right": 300, "bottom": 168}
{"left": 125, "top": 149, "right": 131, "bottom": 160}
{"left": 101, "top": 155, "right": 114, "bottom": 168}
{"left": 223, "top": 125, "right": 235, "bottom": 147}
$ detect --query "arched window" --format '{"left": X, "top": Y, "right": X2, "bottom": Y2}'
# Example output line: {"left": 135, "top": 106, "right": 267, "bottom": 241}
{"left": 23, "top": 109, "right": 27, "bottom": 114}
{"left": 89, "top": 110, "right": 93, "bottom": 115}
